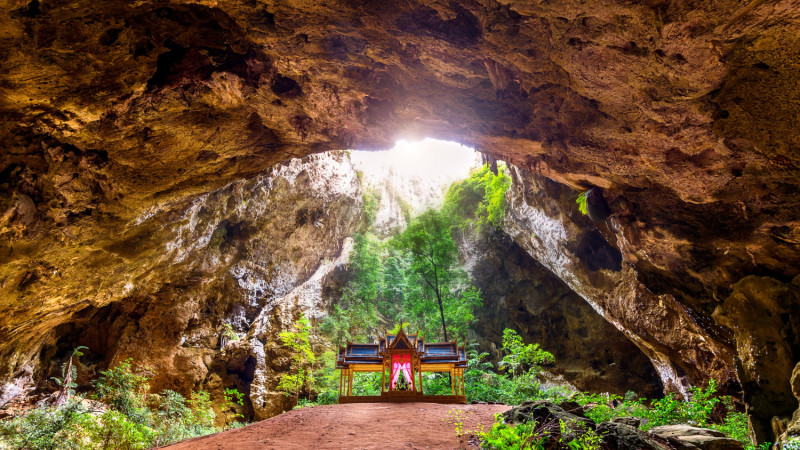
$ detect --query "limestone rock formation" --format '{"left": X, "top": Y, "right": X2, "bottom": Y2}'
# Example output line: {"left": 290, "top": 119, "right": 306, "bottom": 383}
{"left": 596, "top": 421, "right": 663, "bottom": 450}
{"left": 777, "top": 362, "right": 800, "bottom": 446}
{"left": 245, "top": 237, "right": 354, "bottom": 420}
{"left": 713, "top": 275, "right": 800, "bottom": 443}
{"left": 6, "top": 152, "right": 362, "bottom": 420}
{"left": 503, "top": 166, "right": 736, "bottom": 396}
{"left": 462, "top": 228, "right": 663, "bottom": 398}
{"left": 1, "top": 0, "right": 799, "bottom": 443}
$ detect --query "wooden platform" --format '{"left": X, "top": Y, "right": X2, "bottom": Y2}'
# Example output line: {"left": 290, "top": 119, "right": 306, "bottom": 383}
{"left": 339, "top": 395, "right": 466, "bottom": 404}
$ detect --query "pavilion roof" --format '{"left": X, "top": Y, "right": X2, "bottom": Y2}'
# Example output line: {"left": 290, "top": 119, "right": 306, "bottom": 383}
{"left": 336, "top": 331, "right": 467, "bottom": 368}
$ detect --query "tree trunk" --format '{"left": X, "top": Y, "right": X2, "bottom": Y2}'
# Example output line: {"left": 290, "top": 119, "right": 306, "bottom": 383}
{"left": 53, "top": 355, "right": 73, "bottom": 406}
{"left": 435, "top": 289, "right": 448, "bottom": 342}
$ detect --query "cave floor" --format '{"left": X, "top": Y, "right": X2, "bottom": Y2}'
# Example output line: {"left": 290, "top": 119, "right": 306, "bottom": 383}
{"left": 164, "top": 402, "right": 509, "bottom": 449}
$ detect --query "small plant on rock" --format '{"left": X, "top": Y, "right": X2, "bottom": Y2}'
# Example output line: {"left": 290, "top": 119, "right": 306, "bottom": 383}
{"left": 221, "top": 387, "right": 245, "bottom": 423}
{"left": 576, "top": 191, "right": 589, "bottom": 215}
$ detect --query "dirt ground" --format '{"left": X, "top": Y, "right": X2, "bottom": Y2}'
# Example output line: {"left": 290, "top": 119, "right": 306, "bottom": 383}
{"left": 165, "top": 402, "right": 509, "bottom": 449}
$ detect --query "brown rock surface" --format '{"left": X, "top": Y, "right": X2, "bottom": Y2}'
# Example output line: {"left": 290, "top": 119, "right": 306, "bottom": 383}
{"left": 503, "top": 167, "right": 737, "bottom": 396}
{"left": 464, "top": 228, "right": 663, "bottom": 397}
{"left": 16, "top": 152, "right": 362, "bottom": 421}
{"left": 713, "top": 276, "right": 800, "bottom": 443}
{"left": 1, "top": 0, "right": 799, "bottom": 443}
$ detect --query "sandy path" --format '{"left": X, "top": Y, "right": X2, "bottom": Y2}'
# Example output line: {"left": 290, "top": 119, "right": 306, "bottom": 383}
{"left": 165, "top": 402, "right": 509, "bottom": 450}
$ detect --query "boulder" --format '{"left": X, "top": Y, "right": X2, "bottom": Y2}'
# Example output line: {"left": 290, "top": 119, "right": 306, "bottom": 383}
{"left": 503, "top": 401, "right": 596, "bottom": 448}
{"left": 777, "top": 362, "right": 800, "bottom": 446}
{"left": 649, "top": 425, "right": 744, "bottom": 450}
{"left": 503, "top": 400, "right": 595, "bottom": 429}
{"left": 596, "top": 421, "right": 664, "bottom": 450}
{"left": 612, "top": 417, "right": 643, "bottom": 428}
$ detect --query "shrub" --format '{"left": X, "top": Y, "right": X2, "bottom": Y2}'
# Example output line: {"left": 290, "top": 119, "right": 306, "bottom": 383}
{"left": 92, "top": 359, "right": 152, "bottom": 425}
{"left": 0, "top": 398, "right": 87, "bottom": 450}
{"left": 1, "top": 360, "right": 229, "bottom": 449}
{"left": 479, "top": 415, "right": 602, "bottom": 450}
{"left": 75, "top": 410, "right": 154, "bottom": 450}
{"left": 221, "top": 387, "right": 245, "bottom": 423}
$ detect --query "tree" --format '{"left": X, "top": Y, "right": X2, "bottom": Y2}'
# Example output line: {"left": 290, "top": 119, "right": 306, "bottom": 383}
{"left": 52, "top": 346, "right": 88, "bottom": 406}
{"left": 277, "top": 314, "right": 316, "bottom": 403}
{"left": 328, "top": 233, "right": 384, "bottom": 341}
{"left": 392, "top": 209, "right": 463, "bottom": 342}
{"left": 443, "top": 164, "right": 511, "bottom": 231}
{"left": 499, "top": 328, "right": 555, "bottom": 378}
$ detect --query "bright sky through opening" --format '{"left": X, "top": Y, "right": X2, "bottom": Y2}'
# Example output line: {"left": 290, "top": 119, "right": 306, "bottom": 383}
{"left": 350, "top": 138, "right": 479, "bottom": 181}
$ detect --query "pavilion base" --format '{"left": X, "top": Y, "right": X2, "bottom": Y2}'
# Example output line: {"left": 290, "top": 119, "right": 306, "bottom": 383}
{"left": 339, "top": 395, "right": 466, "bottom": 404}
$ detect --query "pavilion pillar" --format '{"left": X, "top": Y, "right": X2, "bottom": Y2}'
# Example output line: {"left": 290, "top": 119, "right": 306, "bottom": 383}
{"left": 450, "top": 368, "right": 455, "bottom": 395}
{"left": 348, "top": 369, "right": 353, "bottom": 396}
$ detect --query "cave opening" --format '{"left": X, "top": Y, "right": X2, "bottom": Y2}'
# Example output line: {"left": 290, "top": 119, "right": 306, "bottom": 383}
{"left": 305, "top": 137, "right": 665, "bottom": 403}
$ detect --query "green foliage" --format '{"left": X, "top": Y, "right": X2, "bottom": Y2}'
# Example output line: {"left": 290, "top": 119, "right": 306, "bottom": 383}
{"left": 478, "top": 415, "right": 602, "bottom": 450}
{"left": 574, "top": 381, "right": 721, "bottom": 430}
{"left": 575, "top": 392, "right": 648, "bottom": 425}
{"left": 0, "top": 359, "right": 230, "bottom": 449}
{"left": 569, "top": 380, "right": 766, "bottom": 449}
{"left": 351, "top": 372, "right": 382, "bottom": 396}
{"left": 391, "top": 208, "right": 482, "bottom": 342}
{"left": 221, "top": 323, "right": 238, "bottom": 342}
{"left": 0, "top": 398, "right": 88, "bottom": 450}
{"left": 576, "top": 191, "right": 589, "bottom": 215}
{"left": 311, "top": 351, "right": 339, "bottom": 405}
{"left": 423, "top": 373, "right": 453, "bottom": 395}
{"left": 782, "top": 438, "right": 800, "bottom": 450}
{"left": 51, "top": 346, "right": 88, "bottom": 403}
{"left": 92, "top": 359, "right": 152, "bottom": 425}
{"left": 221, "top": 388, "right": 245, "bottom": 423}
{"left": 480, "top": 414, "right": 542, "bottom": 449}
{"left": 361, "top": 190, "right": 380, "bottom": 230}
{"left": 76, "top": 409, "right": 154, "bottom": 449}
{"left": 500, "top": 329, "right": 555, "bottom": 378}
{"left": 388, "top": 322, "right": 409, "bottom": 334}
{"left": 322, "top": 233, "right": 384, "bottom": 342}
{"left": 462, "top": 335, "right": 555, "bottom": 406}
{"left": 443, "top": 164, "right": 511, "bottom": 230}
{"left": 277, "top": 314, "right": 316, "bottom": 403}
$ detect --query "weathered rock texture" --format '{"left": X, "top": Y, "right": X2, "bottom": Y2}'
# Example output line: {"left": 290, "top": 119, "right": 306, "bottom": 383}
{"left": 1, "top": 0, "right": 799, "bottom": 443}
{"left": 245, "top": 236, "right": 354, "bottom": 420}
{"left": 649, "top": 424, "right": 744, "bottom": 450}
{"left": 713, "top": 275, "right": 800, "bottom": 443}
{"left": 462, "top": 228, "right": 663, "bottom": 398}
{"left": 777, "top": 362, "right": 800, "bottom": 446}
{"left": 6, "top": 152, "right": 362, "bottom": 421}
{"left": 503, "top": 164, "right": 799, "bottom": 443}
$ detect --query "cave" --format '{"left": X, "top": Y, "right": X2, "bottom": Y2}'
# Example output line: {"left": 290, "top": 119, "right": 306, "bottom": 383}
{"left": 1, "top": 0, "right": 799, "bottom": 447}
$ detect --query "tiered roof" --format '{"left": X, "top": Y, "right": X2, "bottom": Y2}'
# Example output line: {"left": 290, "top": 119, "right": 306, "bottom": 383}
{"left": 336, "top": 330, "right": 466, "bottom": 368}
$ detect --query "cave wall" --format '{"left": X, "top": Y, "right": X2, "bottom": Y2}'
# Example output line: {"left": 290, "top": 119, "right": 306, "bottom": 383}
{"left": 2, "top": 152, "right": 362, "bottom": 421}
{"left": 461, "top": 228, "right": 663, "bottom": 398}
{"left": 1, "top": 0, "right": 799, "bottom": 443}
{"left": 504, "top": 164, "right": 800, "bottom": 443}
